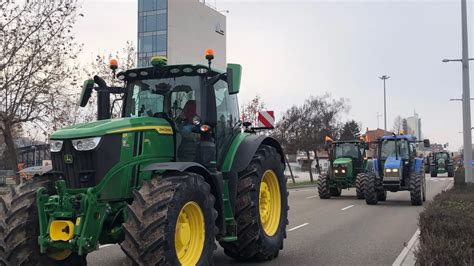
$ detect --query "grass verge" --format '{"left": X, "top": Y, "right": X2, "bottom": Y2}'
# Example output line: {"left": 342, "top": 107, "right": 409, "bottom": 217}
{"left": 416, "top": 184, "right": 474, "bottom": 265}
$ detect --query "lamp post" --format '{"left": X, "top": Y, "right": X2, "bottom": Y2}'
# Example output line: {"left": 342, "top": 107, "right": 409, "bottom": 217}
{"left": 442, "top": 0, "right": 472, "bottom": 183}
{"left": 379, "top": 75, "right": 390, "bottom": 133}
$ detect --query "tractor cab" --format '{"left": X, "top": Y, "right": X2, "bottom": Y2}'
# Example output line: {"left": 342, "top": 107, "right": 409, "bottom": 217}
{"left": 330, "top": 141, "right": 366, "bottom": 178}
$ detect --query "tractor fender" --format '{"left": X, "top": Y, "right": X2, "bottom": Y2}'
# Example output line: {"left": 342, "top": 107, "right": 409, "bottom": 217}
{"left": 142, "top": 162, "right": 225, "bottom": 234}
{"left": 225, "top": 134, "right": 285, "bottom": 173}
{"left": 414, "top": 158, "right": 424, "bottom": 173}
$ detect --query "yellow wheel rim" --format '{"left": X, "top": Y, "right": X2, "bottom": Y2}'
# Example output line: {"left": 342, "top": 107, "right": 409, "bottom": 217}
{"left": 47, "top": 249, "right": 72, "bottom": 261}
{"left": 259, "top": 170, "right": 281, "bottom": 236}
{"left": 175, "top": 201, "right": 205, "bottom": 266}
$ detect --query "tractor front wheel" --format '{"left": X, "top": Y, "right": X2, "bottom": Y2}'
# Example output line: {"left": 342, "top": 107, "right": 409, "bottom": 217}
{"left": 220, "top": 145, "right": 288, "bottom": 261}
{"left": 121, "top": 172, "right": 217, "bottom": 266}
{"left": 1, "top": 177, "right": 86, "bottom": 266}
{"left": 410, "top": 172, "right": 423, "bottom": 206}
{"left": 377, "top": 190, "right": 387, "bottom": 201}
{"left": 364, "top": 173, "right": 378, "bottom": 205}
{"left": 355, "top": 173, "right": 365, "bottom": 199}
{"left": 330, "top": 187, "right": 342, "bottom": 197}
{"left": 318, "top": 174, "right": 331, "bottom": 199}
{"left": 447, "top": 166, "right": 454, "bottom": 177}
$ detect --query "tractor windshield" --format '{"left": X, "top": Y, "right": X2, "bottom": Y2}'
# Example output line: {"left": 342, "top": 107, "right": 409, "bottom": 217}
{"left": 381, "top": 139, "right": 409, "bottom": 160}
{"left": 335, "top": 143, "right": 360, "bottom": 159}
{"left": 435, "top": 153, "right": 448, "bottom": 160}
{"left": 123, "top": 76, "right": 202, "bottom": 120}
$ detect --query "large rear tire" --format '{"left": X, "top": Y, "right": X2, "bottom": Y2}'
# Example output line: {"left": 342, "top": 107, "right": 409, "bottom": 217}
{"left": 1, "top": 177, "right": 86, "bottom": 266}
{"left": 121, "top": 172, "right": 217, "bottom": 266}
{"left": 220, "top": 145, "right": 288, "bottom": 261}
{"left": 318, "top": 174, "right": 331, "bottom": 199}
{"left": 410, "top": 173, "right": 423, "bottom": 206}
{"left": 355, "top": 173, "right": 365, "bottom": 199}
{"left": 364, "top": 172, "right": 378, "bottom": 205}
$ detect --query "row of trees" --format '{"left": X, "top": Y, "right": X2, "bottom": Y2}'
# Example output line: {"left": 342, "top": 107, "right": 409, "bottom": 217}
{"left": 240, "top": 95, "right": 361, "bottom": 182}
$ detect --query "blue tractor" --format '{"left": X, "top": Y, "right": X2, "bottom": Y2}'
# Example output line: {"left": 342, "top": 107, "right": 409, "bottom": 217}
{"left": 364, "top": 134, "right": 430, "bottom": 205}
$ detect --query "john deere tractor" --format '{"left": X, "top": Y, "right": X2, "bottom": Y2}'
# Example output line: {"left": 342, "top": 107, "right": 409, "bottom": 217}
{"left": 318, "top": 141, "right": 368, "bottom": 199}
{"left": 0, "top": 54, "right": 288, "bottom": 265}
{"left": 364, "top": 134, "right": 430, "bottom": 206}
{"left": 429, "top": 151, "right": 454, "bottom": 177}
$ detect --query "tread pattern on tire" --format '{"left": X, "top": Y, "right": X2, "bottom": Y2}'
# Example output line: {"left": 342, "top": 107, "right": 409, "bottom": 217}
{"left": 355, "top": 173, "right": 365, "bottom": 199}
{"left": 2, "top": 177, "right": 86, "bottom": 266}
{"left": 318, "top": 174, "right": 331, "bottom": 199}
{"left": 121, "top": 172, "right": 217, "bottom": 266}
{"left": 364, "top": 172, "right": 378, "bottom": 205}
{"left": 220, "top": 145, "right": 288, "bottom": 262}
{"left": 410, "top": 172, "right": 423, "bottom": 206}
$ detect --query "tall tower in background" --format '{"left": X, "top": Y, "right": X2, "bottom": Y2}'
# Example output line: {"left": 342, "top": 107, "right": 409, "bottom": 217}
{"left": 137, "top": 0, "right": 226, "bottom": 69}
{"left": 407, "top": 111, "right": 422, "bottom": 140}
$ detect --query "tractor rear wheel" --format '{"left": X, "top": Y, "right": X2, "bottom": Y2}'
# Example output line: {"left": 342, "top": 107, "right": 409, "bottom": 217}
{"left": 330, "top": 187, "right": 342, "bottom": 196}
{"left": 364, "top": 172, "right": 378, "bottom": 205}
{"left": 1, "top": 177, "right": 86, "bottom": 265}
{"left": 318, "top": 174, "right": 331, "bottom": 199}
{"left": 447, "top": 166, "right": 454, "bottom": 177}
{"left": 220, "top": 145, "right": 288, "bottom": 261}
{"left": 121, "top": 172, "right": 217, "bottom": 266}
{"left": 410, "top": 172, "right": 423, "bottom": 206}
{"left": 430, "top": 166, "right": 437, "bottom": 177}
{"left": 355, "top": 173, "right": 365, "bottom": 199}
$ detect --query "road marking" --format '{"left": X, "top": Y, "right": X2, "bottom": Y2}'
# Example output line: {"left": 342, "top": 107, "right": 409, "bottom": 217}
{"left": 341, "top": 205, "right": 354, "bottom": 211}
{"left": 288, "top": 223, "right": 309, "bottom": 232}
{"left": 443, "top": 180, "right": 454, "bottom": 191}
{"left": 306, "top": 195, "right": 318, "bottom": 199}
{"left": 392, "top": 229, "right": 420, "bottom": 266}
{"left": 99, "top": 244, "right": 114, "bottom": 249}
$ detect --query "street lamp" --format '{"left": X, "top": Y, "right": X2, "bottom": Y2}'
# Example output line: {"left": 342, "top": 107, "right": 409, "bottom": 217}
{"left": 379, "top": 75, "right": 390, "bottom": 133}
{"left": 442, "top": 0, "right": 473, "bottom": 183}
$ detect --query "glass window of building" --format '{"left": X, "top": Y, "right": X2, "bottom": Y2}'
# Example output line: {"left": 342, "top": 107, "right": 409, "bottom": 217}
{"left": 140, "top": 35, "right": 153, "bottom": 53}
{"left": 145, "top": 15, "right": 157, "bottom": 32}
{"left": 154, "top": 34, "right": 167, "bottom": 52}
{"left": 156, "top": 13, "right": 167, "bottom": 31}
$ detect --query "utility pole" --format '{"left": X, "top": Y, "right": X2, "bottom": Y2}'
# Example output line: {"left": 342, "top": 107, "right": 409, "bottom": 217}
{"left": 461, "top": 0, "right": 472, "bottom": 183}
{"left": 379, "top": 75, "right": 390, "bottom": 133}
{"left": 376, "top": 112, "right": 382, "bottom": 129}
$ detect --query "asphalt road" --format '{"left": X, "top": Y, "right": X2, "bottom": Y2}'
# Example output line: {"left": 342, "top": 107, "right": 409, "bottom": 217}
{"left": 87, "top": 174, "right": 453, "bottom": 266}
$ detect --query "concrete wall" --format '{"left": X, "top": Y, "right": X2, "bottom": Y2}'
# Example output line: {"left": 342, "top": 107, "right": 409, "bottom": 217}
{"left": 168, "top": 0, "right": 226, "bottom": 70}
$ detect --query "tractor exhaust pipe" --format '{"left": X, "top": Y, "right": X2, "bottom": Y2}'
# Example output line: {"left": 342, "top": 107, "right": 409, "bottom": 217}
{"left": 93, "top": 76, "right": 111, "bottom": 121}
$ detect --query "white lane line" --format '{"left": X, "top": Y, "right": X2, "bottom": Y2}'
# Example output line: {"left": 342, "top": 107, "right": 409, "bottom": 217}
{"left": 99, "top": 244, "right": 115, "bottom": 249}
{"left": 287, "top": 223, "right": 309, "bottom": 232}
{"left": 392, "top": 229, "right": 420, "bottom": 266}
{"left": 306, "top": 195, "right": 318, "bottom": 199}
{"left": 443, "top": 180, "right": 454, "bottom": 191}
{"left": 341, "top": 205, "right": 354, "bottom": 211}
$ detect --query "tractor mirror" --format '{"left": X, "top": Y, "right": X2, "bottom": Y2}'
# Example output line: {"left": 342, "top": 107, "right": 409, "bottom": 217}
{"left": 79, "top": 79, "right": 94, "bottom": 107}
{"left": 423, "top": 139, "right": 430, "bottom": 148}
{"left": 226, "top": 63, "right": 242, "bottom": 95}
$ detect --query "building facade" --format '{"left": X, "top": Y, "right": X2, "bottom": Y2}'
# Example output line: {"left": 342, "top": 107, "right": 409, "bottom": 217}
{"left": 137, "top": 0, "right": 226, "bottom": 69}
{"left": 406, "top": 112, "right": 422, "bottom": 140}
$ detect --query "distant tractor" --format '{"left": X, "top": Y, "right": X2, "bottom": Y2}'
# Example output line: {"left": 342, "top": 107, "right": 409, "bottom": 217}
{"left": 364, "top": 134, "right": 430, "bottom": 206}
{"left": 0, "top": 52, "right": 289, "bottom": 265}
{"left": 318, "top": 140, "right": 368, "bottom": 199}
{"left": 429, "top": 151, "right": 455, "bottom": 177}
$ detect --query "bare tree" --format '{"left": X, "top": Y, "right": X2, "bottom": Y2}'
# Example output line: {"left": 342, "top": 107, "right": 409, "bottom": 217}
{"left": 0, "top": 1, "right": 82, "bottom": 181}
{"left": 241, "top": 94, "right": 266, "bottom": 125}
{"left": 392, "top": 115, "right": 403, "bottom": 133}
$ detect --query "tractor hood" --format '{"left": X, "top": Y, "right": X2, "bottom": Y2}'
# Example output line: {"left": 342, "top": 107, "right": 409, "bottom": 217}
{"left": 51, "top": 117, "right": 172, "bottom": 139}
{"left": 384, "top": 156, "right": 402, "bottom": 170}
{"left": 333, "top": 157, "right": 352, "bottom": 166}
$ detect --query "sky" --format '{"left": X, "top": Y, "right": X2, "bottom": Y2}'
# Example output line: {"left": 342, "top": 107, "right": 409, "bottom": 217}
{"left": 75, "top": 0, "right": 474, "bottom": 151}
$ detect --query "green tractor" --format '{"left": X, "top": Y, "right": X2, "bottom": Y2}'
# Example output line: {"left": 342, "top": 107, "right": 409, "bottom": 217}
{"left": 0, "top": 54, "right": 288, "bottom": 265}
{"left": 429, "top": 151, "right": 454, "bottom": 177}
{"left": 318, "top": 140, "right": 368, "bottom": 199}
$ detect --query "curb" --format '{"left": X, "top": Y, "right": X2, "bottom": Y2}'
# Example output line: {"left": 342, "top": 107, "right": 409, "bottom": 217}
{"left": 392, "top": 179, "right": 455, "bottom": 266}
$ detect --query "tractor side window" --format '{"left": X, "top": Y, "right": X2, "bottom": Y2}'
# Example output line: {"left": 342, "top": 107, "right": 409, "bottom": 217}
{"left": 214, "top": 80, "right": 239, "bottom": 165}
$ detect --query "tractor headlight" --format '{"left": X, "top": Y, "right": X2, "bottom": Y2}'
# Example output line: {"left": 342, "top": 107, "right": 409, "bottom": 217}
{"left": 72, "top": 137, "right": 101, "bottom": 151}
{"left": 50, "top": 140, "right": 63, "bottom": 152}
{"left": 386, "top": 168, "right": 392, "bottom": 173}
{"left": 392, "top": 168, "right": 399, "bottom": 173}
{"left": 341, "top": 169, "right": 346, "bottom": 174}
{"left": 334, "top": 169, "right": 339, "bottom": 173}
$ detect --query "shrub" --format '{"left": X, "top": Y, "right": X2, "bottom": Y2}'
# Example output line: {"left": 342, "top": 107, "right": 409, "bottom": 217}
{"left": 416, "top": 185, "right": 474, "bottom": 265}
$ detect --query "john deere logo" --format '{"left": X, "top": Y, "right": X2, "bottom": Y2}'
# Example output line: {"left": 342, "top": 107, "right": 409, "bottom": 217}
{"left": 64, "top": 154, "right": 73, "bottom": 164}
